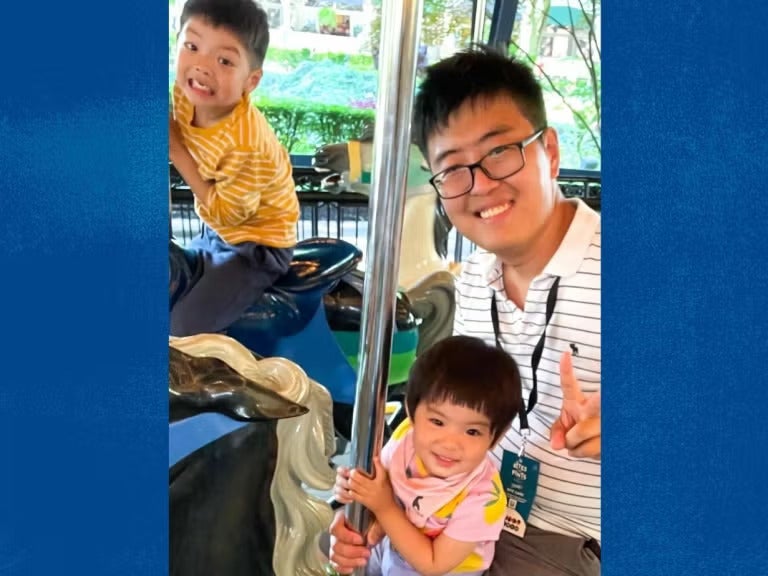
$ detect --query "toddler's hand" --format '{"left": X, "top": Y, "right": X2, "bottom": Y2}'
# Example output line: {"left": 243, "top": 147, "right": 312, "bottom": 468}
{"left": 348, "top": 457, "right": 394, "bottom": 516}
{"left": 333, "top": 465, "right": 354, "bottom": 504}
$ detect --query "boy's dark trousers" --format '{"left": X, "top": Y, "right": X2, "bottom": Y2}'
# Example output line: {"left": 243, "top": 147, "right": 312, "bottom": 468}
{"left": 170, "top": 226, "right": 292, "bottom": 337}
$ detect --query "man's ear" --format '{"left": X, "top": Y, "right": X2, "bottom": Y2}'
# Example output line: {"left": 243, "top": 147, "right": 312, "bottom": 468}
{"left": 244, "top": 68, "right": 263, "bottom": 94}
{"left": 543, "top": 127, "right": 561, "bottom": 179}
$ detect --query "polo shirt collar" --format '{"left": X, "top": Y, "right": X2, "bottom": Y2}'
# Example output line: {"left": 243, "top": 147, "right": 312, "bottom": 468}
{"left": 477, "top": 198, "right": 599, "bottom": 287}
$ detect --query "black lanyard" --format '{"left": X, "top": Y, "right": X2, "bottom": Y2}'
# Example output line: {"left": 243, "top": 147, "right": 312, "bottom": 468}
{"left": 490, "top": 276, "right": 560, "bottom": 431}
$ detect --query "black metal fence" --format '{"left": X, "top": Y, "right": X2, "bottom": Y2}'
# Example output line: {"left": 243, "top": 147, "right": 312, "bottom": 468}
{"left": 170, "top": 166, "right": 600, "bottom": 263}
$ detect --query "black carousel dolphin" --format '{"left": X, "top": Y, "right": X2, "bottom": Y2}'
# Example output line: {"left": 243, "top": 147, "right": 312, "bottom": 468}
{"left": 169, "top": 346, "right": 308, "bottom": 423}
{"left": 169, "top": 346, "right": 310, "bottom": 576}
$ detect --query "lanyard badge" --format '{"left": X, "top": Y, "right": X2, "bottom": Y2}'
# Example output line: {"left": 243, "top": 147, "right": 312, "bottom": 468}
{"left": 500, "top": 430, "right": 540, "bottom": 538}
{"left": 492, "top": 276, "right": 559, "bottom": 538}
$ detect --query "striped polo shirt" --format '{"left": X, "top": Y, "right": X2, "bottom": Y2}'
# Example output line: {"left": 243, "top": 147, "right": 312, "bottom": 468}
{"left": 454, "top": 198, "right": 601, "bottom": 542}
{"left": 173, "top": 85, "right": 299, "bottom": 247}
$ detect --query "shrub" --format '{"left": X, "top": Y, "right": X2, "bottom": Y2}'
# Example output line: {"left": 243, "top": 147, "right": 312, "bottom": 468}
{"left": 254, "top": 96, "right": 374, "bottom": 153}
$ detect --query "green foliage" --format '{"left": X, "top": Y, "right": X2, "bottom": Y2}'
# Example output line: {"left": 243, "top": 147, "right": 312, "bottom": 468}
{"left": 509, "top": 0, "right": 601, "bottom": 165}
{"left": 258, "top": 60, "right": 378, "bottom": 108}
{"left": 266, "top": 47, "right": 374, "bottom": 71}
{"left": 547, "top": 72, "right": 601, "bottom": 157}
{"left": 253, "top": 96, "right": 375, "bottom": 154}
{"left": 367, "top": 0, "right": 473, "bottom": 54}
{"left": 266, "top": 47, "right": 312, "bottom": 69}
{"left": 318, "top": 7, "right": 337, "bottom": 28}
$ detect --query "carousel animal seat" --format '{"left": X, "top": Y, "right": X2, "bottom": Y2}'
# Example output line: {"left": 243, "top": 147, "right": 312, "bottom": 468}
{"left": 169, "top": 334, "right": 335, "bottom": 576}
{"left": 170, "top": 238, "right": 364, "bottom": 404}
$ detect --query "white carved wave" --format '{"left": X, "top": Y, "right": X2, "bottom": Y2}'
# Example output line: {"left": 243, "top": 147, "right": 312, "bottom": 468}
{"left": 170, "top": 334, "right": 335, "bottom": 575}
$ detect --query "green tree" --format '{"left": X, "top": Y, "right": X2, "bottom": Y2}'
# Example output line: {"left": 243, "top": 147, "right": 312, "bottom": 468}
{"left": 318, "top": 7, "right": 337, "bottom": 29}
{"left": 368, "top": 0, "right": 474, "bottom": 59}
{"left": 509, "top": 0, "right": 601, "bottom": 158}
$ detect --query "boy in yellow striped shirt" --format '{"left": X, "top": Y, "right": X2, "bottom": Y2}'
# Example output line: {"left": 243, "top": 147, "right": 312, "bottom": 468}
{"left": 169, "top": 0, "right": 299, "bottom": 336}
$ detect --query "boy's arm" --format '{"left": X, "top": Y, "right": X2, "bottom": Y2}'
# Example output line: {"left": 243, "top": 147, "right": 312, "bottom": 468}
{"left": 196, "top": 149, "right": 266, "bottom": 227}
{"left": 170, "top": 114, "right": 279, "bottom": 227}
{"left": 170, "top": 116, "right": 213, "bottom": 208}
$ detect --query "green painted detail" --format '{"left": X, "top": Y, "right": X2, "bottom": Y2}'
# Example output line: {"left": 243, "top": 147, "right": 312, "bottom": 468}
{"left": 345, "top": 350, "right": 416, "bottom": 386}
{"left": 333, "top": 329, "right": 419, "bottom": 386}
{"left": 333, "top": 328, "right": 418, "bottom": 356}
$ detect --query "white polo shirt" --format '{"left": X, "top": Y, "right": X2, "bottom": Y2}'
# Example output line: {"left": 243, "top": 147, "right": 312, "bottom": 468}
{"left": 454, "top": 198, "right": 601, "bottom": 541}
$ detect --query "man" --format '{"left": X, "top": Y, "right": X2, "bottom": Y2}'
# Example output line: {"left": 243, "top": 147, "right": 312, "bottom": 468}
{"left": 328, "top": 46, "right": 601, "bottom": 576}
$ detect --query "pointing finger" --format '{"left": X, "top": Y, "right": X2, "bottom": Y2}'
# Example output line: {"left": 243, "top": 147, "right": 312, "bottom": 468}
{"left": 559, "top": 351, "right": 584, "bottom": 403}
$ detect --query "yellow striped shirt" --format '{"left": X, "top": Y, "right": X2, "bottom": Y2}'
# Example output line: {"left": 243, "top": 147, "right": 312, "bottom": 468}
{"left": 173, "top": 85, "right": 299, "bottom": 247}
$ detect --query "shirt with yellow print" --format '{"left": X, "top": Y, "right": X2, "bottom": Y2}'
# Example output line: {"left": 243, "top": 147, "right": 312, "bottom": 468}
{"left": 380, "top": 419, "right": 507, "bottom": 573}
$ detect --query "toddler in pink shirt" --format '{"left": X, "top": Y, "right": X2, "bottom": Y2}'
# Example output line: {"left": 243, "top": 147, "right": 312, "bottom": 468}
{"left": 335, "top": 336, "right": 522, "bottom": 576}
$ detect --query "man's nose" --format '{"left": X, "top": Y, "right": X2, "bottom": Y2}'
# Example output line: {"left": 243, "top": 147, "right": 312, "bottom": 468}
{"left": 469, "top": 165, "right": 499, "bottom": 196}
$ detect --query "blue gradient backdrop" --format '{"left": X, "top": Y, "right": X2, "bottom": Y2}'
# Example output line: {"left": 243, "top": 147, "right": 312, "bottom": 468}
{"left": 0, "top": 0, "right": 169, "bottom": 573}
{"left": 603, "top": 2, "right": 768, "bottom": 574}
{"left": 1, "top": 0, "right": 767, "bottom": 574}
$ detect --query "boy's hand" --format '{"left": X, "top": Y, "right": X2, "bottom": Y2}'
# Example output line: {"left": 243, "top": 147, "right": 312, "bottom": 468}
{"left": 348, "top": 457, "right": 394, "bottom": 516}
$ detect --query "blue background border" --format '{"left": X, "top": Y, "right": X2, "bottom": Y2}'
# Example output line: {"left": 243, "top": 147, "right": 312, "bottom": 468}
{"left": 603, "top": 2, "right": 768, "bottom": 574}
{"left": 0, "top": 0, "right": 168, "bottom": 573}
{"left": 2, "top": 0, "right": 768, "bottom": 574}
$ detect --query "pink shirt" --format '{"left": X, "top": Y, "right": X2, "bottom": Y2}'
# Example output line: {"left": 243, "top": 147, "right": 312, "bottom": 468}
{"left": 380, "top": 421, "right": 507, "bottom": 572}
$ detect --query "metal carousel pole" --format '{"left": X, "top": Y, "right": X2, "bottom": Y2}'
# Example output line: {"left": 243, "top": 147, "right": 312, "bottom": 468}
{"left": 472, "top": 0, "right": 488, "bottom": 45}
{"left": 346, "top": 0, "right": 423, "bottom": 570}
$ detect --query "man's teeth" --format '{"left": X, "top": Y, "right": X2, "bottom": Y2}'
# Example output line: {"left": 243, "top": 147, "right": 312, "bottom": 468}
{"left": 480, "top": 203, "right": 511, "bottom": 219}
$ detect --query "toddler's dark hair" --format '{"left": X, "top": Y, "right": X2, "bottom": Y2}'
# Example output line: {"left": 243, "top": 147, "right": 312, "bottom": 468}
{"left": 406, "top": 335, "right": 522, "bottom": 443}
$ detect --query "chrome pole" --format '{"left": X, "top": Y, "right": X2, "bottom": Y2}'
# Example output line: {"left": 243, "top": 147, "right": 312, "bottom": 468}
{"left": 472, "top": 0, "right": 488, "bottom": 45}
{"left": 346, "top": 0, "right": 423, "bottom": 564}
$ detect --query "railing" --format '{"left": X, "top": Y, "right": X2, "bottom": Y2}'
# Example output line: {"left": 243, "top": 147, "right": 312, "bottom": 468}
{"left": 170, "top": 165, "right": 600, "bottom": 263}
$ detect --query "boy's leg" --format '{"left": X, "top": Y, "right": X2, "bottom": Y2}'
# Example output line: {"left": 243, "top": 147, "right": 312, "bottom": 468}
{"left": 485, "top": 527, "right": 600, "bottom": 576}
{"left": 170, "top": 242, "right": 292, "bottom": 337}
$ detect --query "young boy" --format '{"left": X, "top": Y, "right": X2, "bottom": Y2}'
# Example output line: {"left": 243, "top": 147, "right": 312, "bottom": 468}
{"left": 334, "top": 336, "right": 522, "bottom": 576}
{"left": 169, "top": 0, "right": 299, "bottom": 337}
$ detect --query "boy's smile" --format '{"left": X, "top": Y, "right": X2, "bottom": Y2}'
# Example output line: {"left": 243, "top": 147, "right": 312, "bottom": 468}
{"left": 176, "top": 16, "right": 262, "bottom": 127}
{"left": 188, "top": 77, "right": 214, "bottom": 96}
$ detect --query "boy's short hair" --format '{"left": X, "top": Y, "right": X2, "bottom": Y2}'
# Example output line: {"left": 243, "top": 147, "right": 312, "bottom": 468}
{"left": 413, "top": 45, "right": 547, "bottom": 160}
{"left": 180, "top": 0, "right": 270, "bottom": 69}
{"left": 405, "top": 335, "right": 521, "bottom": 443}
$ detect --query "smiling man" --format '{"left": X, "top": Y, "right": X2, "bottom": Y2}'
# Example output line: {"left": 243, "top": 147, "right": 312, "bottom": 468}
{"left": 328, "top": 47, "right": 601, "bottom": 576}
